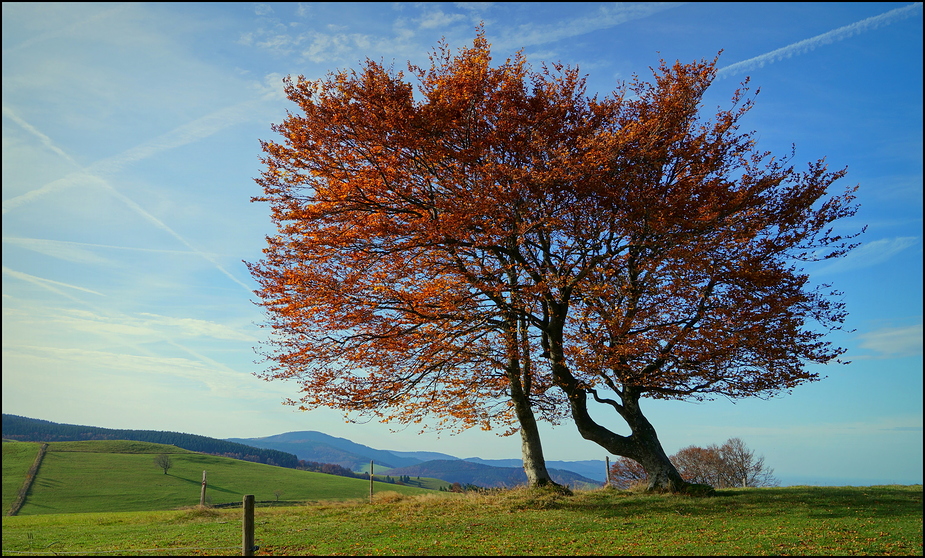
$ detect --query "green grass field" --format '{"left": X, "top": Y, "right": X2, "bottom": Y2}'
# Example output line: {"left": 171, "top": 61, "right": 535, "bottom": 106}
{"left": 2, "top": 485, "right": 921, "bottom": 555}
{"left": 2, "top": 441, "right": 42, "bottom": 513}
{"left": 2, "top": 440, "right": 922, "bottom": 555}
{"left": 2, "top": 440, "right": 440, "bottom": 516}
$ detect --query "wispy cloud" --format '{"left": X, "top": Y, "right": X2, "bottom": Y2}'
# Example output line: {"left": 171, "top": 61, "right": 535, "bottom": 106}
{"left": 719, "top": 3, "right": 924, "bottom": 78}
{"left": 240, "top": 3, "right": 687, "bottom": 65}
{"left": 492, "top": 2, "right": 687, "bottom": 51}
{"left": 5, "top": 344, "right": 254, "bottom": 396}
{"left": 2, "top": 101, "right": 260, "bottom": 215}
{"left": 0, "top": 3, "right": 132, "bottom": 56}
{"left": 2, "top": 237, "right": 226, "bottom": 260}
{"left": 858, "top": 324, "right": 923, "bottom": 358}
{"left": 813, "top": 236, "right": 920, "bottom": 276}
{"left": 2, "top": 237, "right": 112, "bottom": 265}
{"left": 2, "top": 105, "right": 257, "bottom": 292}
{"left": 2, "top": 266, "right": 106, "bottom": 297}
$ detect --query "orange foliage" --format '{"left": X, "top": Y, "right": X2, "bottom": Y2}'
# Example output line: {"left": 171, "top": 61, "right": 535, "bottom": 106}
{"left": 248, "top": 28, "right": 860, "bottom": 481}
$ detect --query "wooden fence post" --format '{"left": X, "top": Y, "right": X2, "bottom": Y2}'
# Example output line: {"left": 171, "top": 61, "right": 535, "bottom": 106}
{"left": 242, "top": 494, "right": 255, "bottom": 556}
{"left": 200, "top": 470, "right": 207, "bottom": 507}
{"left": 369, "top": 461, "right": 374, "bottom": 503}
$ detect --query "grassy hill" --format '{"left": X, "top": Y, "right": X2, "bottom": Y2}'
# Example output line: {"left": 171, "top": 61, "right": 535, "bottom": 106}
{"left": 2, "top": 440, "right": 42, "bottom": 513}
{"left": 2, "top": 439, "right": 445, "bottom": 515}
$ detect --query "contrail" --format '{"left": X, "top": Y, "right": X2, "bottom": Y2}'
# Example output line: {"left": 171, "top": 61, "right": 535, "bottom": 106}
{"left": 2, "top": 100, "right": 261, "bottom": 215}
{"left": 718, "top": 3, "right": 923, "bottom": 78}
{"left": 2, "top": 105, "right": 256, "bottom": 293}
{"left": 2, "top": 266, "right": 106, "bottom": 297}
{"left": 1, "top": 3, "right": 133, "bottom": 56}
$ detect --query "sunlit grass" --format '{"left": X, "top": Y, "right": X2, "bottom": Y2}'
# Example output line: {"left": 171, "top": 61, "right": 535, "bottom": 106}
{"left": 3, "top": 485, "right": 921, "bottom": 556}
{"left": 7, "top": 440, "right": 437, "bottom": 515}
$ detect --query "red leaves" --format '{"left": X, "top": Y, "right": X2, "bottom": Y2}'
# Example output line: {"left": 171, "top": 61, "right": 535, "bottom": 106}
{"left": 248, "top": 30, "right": 860, "bottom": 435}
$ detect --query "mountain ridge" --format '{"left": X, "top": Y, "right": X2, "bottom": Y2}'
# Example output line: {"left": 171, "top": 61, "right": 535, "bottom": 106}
{"left": 229, "top": 429, "right": 606, "bottom": 485}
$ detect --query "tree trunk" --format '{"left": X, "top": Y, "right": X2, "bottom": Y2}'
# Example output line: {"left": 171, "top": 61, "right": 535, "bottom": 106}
{"left": 545, "top": 319, "right": 687, "bottom": 492}
{"left": 507, "top": 358, "right": 559, "bottom": 488}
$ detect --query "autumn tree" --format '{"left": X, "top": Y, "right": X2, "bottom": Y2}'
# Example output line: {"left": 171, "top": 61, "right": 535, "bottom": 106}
{"left": 613, "top": 438, "right": 779, "bottom": 489}
{"left": 670, "top": 445, "right": 726, "bottom": 487}
{"left": 249, "top": 30, "right": 859, "bottom": 493}
{"left": 248, "top": 29, "right": 573, "bottom": 487}
{"left": 607, "top": 456, "right": 648, "bottom": 490}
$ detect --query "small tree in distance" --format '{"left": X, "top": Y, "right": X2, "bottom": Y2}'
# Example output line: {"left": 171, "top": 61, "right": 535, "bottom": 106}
{"left": 610, "top": 438, "right": 779, "bottom": 489}
{"left": 153, "top": 453, "right": 173, "bottom": 475}
{"left": 607, "top": 455, "right": 648, "bottom": 490}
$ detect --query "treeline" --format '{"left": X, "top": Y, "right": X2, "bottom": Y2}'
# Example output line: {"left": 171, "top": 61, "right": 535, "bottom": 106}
{"left": 295, "top": 460, "right": 365, "bottom": 479}
{"left": 1, "top": 414, "right": 298, "bottom": 469}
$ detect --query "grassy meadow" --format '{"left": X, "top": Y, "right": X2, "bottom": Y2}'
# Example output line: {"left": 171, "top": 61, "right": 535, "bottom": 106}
{"left": 2, "top": 439, "right": 922, "bottom": 555}
{"left": 2, "top": 440, "right": 440, "bottom": 516}
{"left": 2, "top": 485, "right": 921, "bottom": 556}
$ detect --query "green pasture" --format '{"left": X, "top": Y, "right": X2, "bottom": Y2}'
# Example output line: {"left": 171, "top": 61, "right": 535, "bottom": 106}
{"left": 2, "top": 441, "right": 42, "bottom": 513}
{"left": 2, "top": 485, "right": 921, "bottom": 555}
{"left": 3, "top": 440, "right": 438, "bottom": 516}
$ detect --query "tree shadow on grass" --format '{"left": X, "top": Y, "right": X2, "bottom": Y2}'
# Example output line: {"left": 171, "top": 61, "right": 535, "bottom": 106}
{"left": 558, "top": 485, "right": 923, "bottom": 520}
{"left": 168, "top": 474, "right": 238, "bottom": 495}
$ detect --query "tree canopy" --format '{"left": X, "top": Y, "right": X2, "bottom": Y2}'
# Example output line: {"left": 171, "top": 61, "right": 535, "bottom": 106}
{"left": 249, "top": 29, "right": 860, "bottom": 492}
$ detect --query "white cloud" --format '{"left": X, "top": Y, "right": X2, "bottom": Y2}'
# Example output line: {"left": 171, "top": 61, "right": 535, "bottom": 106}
{"left": 136, "top": 313, "right": 258, "bottom": 342}
{"left": 417, "top": 9, "right": 469, "bottom": 30}
{"left": 858, "top": 324, "right": 923, "bottom": 358}
{"left": 813, "top": 236, "right": 920, "bottom": 275}
{"left": 491, "top": 2, "right": 687, "bottom": 51}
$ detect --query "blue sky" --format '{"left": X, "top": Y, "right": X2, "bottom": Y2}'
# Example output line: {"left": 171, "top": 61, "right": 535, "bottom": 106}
{"left": 2, "top": 2, "right": 921, "bottom": 486}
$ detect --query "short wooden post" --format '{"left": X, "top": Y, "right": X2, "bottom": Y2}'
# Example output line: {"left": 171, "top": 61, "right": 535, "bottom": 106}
{"left": 200, "top": 470, "right": 207, "bottom": 507}
{"left": 242, "top": 494, "right": 255, "bottom": 556}
{"left": 369, "top": 461, "right": 374, "bottom": 503}
{"left": 605, "top": 456, "right": 611, "bottom": 488}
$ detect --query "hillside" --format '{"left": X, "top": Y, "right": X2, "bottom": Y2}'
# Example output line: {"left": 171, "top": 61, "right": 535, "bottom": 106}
{"left": 383, "top": 459, "right": 601, "bottom": 489}
{"left": 2, "top": 414, "right": 298, "bottom": 468}
{"left": 5, "top": 416, "right": 606, "bottom": 489}
{"left": 226, "top": 430, "right": 423, "bottom": 470}
{"left": 1, "top": 439, "right": 439, "bottom": 515}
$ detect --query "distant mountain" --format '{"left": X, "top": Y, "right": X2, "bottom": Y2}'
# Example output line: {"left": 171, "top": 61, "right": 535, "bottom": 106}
{"left": 227, "top": 431, "right": 424, "bottom": 470}
{"left": 464, "top": 457, "right": 608, "bottom": 483}
{"left": 387, "top": 449, "right": 460, "bottom": 462}
{"left": 229, "top": 430, "right": 608, "bottom": 482}
{"left": 383, "top": 459, "right": 601, "bottom": 489}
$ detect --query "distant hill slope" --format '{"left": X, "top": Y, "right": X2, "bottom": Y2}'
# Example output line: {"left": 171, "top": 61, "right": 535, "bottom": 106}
{"left": 2, "top": 414, "right": 299, "bottom": 468}
{"left": 2, "top": 439, "right": 437, "bottom": 515}
{"left": 384, "top": 459, "right": 602, "bottom": 489}
{"left": 4, "top": 416, "right": 607, "bottom": 485}
{"left": 227, "top": 430, "right": 424, "bottom": 470}
{"left": 464, "top": 457, "right": 608, "bottom": 483}
{"left": 227, "top": 431, "right": 607, "bottom": 483}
